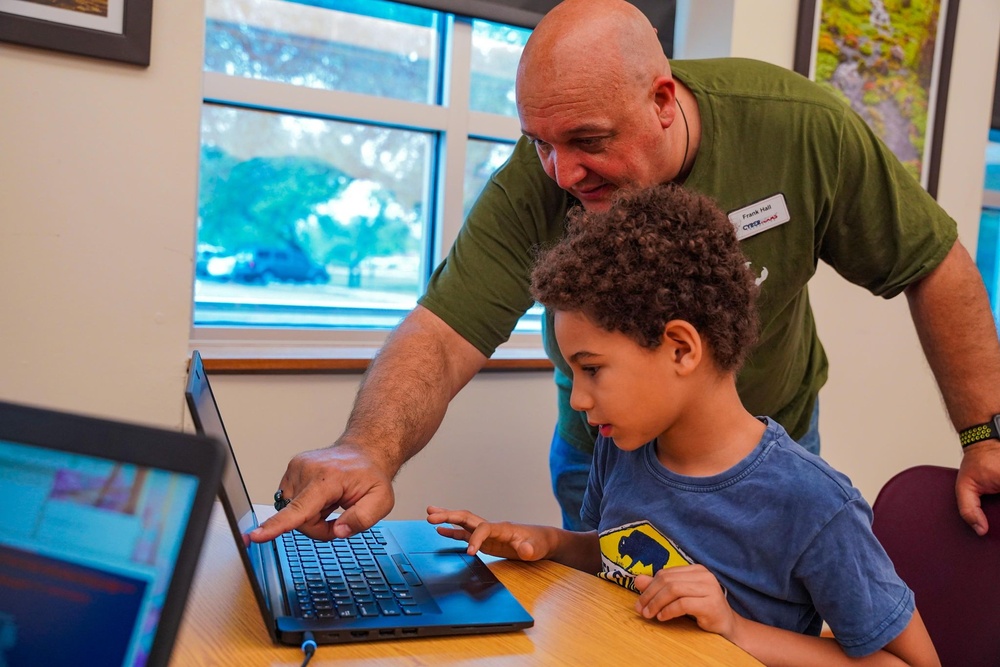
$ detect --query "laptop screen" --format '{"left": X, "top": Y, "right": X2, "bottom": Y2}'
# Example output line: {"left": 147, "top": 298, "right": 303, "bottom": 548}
{"left": 184, "top": 353, "right": 255, "bottom": 535}
{"left": 0, "top": 439, "right": 200, "bottom": 667}
{"left": 185, "top": 351, "right": 283, "bottom": 640}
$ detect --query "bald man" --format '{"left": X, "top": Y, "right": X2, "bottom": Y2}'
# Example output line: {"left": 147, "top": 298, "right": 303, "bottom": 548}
{"left": 253, "top": 0, "right": 1000, "bottom": 543}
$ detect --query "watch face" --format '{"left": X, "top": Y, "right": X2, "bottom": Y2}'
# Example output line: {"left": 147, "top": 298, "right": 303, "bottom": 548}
{"left": 992, "top": 414, "right": 1000, "bottom": 436}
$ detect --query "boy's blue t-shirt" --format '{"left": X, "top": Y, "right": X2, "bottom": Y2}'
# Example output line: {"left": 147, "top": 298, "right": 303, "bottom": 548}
{"left": 581, "top": 418, "right": 914, "bottom": 658}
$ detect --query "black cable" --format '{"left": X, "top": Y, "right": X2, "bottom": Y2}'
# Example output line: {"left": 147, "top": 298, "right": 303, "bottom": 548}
{"left": 299, "top": 631, "right": 317, "bottom": 667}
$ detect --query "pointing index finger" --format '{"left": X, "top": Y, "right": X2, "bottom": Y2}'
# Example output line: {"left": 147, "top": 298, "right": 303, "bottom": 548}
{"left": 249, "top": 489, "right": 334, "bottom": 542}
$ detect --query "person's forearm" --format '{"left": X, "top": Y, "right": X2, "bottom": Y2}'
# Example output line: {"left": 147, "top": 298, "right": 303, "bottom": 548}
{"left": 905, "top": 241, "right": 1000, "bottom": 430}
{"left": 545, "top": 528, "right": 602, "bottom": 573}
{"left": 339, "top": 305, "right": 487, "bottom": 474}
{"left": 730, "top": 616, "right": 928, "bottom": 666}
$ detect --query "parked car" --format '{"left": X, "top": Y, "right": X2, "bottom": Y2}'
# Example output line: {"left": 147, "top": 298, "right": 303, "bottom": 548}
{"left": 195, "top": 243, "right": 236, "bottom": 281}
{"left": 231, "top": 246, "right": 329, "bottom": 284}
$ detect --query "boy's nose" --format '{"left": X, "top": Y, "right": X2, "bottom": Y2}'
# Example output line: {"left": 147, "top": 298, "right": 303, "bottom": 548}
{"left": 569, "top": 384, "right": 592, "bottom": 412}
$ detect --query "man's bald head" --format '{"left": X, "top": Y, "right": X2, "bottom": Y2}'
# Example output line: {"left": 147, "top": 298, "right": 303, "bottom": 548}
{"left": 517, "top": 0, "right": 668, "bottom": 101}
{"left": 514, "top": 0, "right": 687, "bottom": 209}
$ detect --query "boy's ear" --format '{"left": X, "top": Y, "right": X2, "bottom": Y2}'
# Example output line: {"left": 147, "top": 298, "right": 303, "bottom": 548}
{"left": 662, "top": 320, "right": 702, "bottom": 375}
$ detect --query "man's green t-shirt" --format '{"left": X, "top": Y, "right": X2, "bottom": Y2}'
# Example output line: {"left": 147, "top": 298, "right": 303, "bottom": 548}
{"left": 419, "top": 58, "right": 957, "bottom": 454}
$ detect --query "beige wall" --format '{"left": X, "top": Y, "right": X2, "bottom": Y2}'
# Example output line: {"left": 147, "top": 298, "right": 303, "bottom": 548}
{"left": 1, "top": 0, "right": 998, "bottom": 527}
{"left": 0, "top": 0, "right": 204, "bottom": 427}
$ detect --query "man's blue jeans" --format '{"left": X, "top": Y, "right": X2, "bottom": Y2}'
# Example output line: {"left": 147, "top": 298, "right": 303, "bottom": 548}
{"left": 549, "top": 401, "right": 822, "bottom": 531}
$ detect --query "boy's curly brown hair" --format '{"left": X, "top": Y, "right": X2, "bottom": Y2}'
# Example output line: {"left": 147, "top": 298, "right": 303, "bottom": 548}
{"left": 530, "top": 184, "right": 759, "bottom": 372}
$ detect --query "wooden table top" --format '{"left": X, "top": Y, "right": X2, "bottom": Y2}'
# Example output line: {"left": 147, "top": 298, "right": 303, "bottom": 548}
{"left": 171, "top": 504, "right": 762, "bottom": 666}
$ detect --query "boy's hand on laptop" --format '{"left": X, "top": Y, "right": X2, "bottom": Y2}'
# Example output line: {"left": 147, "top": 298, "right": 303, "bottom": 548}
{"left": 249, "top": 443, "right": 395, "bottom": 543}
{"left": 426, "top": 506, "right": 554, "bottom": 562}
{"left": 633, "top": 565, "right": 738, "bottom": 639}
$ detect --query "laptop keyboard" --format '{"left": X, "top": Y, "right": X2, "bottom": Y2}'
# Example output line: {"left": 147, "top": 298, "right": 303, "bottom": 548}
{"left": 280, "top": 528, "right": 423, "bottom": 620}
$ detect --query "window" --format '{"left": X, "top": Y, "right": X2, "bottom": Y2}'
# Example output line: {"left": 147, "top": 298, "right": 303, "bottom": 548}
{"left": 976, "top": 128, "right": 1000, "bottom": 322}
{"left": 192, "top": 0, "right": 537, "bottom": 350}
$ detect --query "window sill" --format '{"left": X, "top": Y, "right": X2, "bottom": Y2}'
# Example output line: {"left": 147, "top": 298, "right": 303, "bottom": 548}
{"left": 194, "top": 347, "right": 553, "bottom": 374}
{"left": 190, "top": 327, "right": 551, "bottom": 374}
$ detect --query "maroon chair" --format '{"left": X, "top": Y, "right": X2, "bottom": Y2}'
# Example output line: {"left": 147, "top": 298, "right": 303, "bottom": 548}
{"left": 871, "top": 465, "right": 1000, "bottom": 667}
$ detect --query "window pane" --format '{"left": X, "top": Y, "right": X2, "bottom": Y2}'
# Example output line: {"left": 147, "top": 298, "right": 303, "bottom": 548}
{"left": 204, "top": 0, "right": 441, "bottom": 104}
{"left": 986, "top": 130, "right": 1000, "bottom": 191}
{"left": 978, "top": 208, "right": 1000, "bottom": 313}
{"left": 469, "top": 20, "right": 530, "bottom": 117}
{"left": 976, "top": 129, "right": 1000, "bottom": 322}
{"left": 195, "top": 104, "right": 432, "bottom": 329}
{"left": 463, "top": 138, "right": 515, "bottom": 219}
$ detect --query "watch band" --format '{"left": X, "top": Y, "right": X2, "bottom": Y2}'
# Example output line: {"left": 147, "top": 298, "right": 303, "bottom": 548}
{"left": 959, "top": 415, "right": 1000, "bottom": 448}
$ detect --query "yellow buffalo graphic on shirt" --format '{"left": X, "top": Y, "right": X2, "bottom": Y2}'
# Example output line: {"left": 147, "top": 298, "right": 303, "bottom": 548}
{"left": 598, "top": 520, "right": 693, "bottom": 592}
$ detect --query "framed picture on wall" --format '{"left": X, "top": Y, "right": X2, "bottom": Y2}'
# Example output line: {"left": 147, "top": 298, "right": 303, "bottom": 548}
{"left": 793, "top": 0, "right": 959, "bottom": 199}
{"left": 0, "top": 0, "right": 153, "bottom": 66}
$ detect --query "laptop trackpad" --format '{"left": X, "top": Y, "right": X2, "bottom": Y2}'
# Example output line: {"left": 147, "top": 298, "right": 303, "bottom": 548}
{"left": 407, "top": 553, "right": 499, "bottom": 597}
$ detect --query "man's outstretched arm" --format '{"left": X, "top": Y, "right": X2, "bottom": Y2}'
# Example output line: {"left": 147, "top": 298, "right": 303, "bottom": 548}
{"left": 905, "top": 240, "right": 1000, "bottom": 535}
{"left": 251, "top": 305, "right": 488, "bottom": 542}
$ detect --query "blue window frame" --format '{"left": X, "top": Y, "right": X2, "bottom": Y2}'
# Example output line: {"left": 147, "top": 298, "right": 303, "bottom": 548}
{"left": 976, "top": 129, "right": 1000, "bottom": 322}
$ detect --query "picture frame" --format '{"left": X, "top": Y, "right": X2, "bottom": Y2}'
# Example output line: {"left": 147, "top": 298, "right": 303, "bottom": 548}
{"left": 0, "top": 0, "right": 153, "bottom": 66}
{"left": 793, "top": 0, "right": 959, "bottom": 199}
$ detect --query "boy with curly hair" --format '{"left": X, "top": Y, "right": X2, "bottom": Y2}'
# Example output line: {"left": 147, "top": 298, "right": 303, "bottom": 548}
{"left": 427, "top": 184, "right": 938, "bottom": 666}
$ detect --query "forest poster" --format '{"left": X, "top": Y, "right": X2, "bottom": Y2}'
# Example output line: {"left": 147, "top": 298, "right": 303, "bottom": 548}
{"left": 795, "top": 0, "right": 958, "bottom": 197}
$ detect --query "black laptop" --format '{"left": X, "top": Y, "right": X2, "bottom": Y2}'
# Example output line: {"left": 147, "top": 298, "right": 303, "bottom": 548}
{"left": 0, "top": 400, "right": 225, "bottom": 667}
{"left": 184, "top": 351, "right": 533, "bottom": 646}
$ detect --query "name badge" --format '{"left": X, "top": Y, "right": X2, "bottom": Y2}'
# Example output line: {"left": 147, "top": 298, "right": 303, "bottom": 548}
{"left": 728, "top": 194, "right": 790, "bottom": 241}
